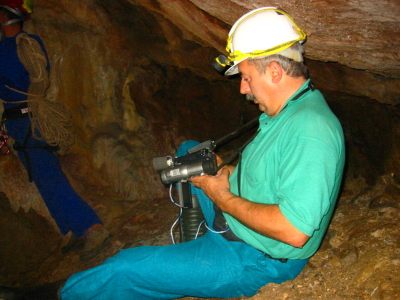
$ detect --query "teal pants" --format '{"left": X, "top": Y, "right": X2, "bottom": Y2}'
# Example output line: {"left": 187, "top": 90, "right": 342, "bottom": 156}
{"left": 60, "top": 141, "right": 307, "bottom": 300}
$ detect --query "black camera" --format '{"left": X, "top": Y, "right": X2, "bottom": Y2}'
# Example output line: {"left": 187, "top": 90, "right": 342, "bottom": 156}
{"left": 153, "top": 141, "right": 218, "bottom": 184}
{"left": 152, "top": 119, "right": 259, "bottom": 243}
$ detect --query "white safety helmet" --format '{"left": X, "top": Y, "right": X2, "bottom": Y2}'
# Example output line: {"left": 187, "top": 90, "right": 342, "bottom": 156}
{"left": 223, "top": 7, "right": 307, "bottom": 76}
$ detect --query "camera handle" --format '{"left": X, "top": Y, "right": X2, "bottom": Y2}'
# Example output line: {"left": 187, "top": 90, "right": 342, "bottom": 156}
{"left": 177, "top": 181, "right": 207, "bottom": 242}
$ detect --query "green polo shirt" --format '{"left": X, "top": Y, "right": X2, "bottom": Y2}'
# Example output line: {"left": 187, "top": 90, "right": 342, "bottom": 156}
{"left": 225, "top": 80, "right": 345, "bottom": 260}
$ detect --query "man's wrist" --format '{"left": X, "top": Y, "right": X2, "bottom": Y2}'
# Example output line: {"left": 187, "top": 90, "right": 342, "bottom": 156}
{"left": 216, "top": 191, "right": 240, "bottom": 213}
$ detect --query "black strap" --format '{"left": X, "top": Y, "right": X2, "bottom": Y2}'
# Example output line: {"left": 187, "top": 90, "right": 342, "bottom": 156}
{"left": 17, "top": 126, "right": 34, "bottom": 182}
{"left": 215, "top": 82, "right": 315, "bottom": 264}
{"left": 2, "top": 103, "right": 30, "bottom": 121}
{"left": 235, "top": 81, "right": 314, "bottom": 196}
{"left": 216, "top": 128, "right": 260, "bottom": 197}
{"left": 236, "top": 129, "right": 260, "bottom": 197}
{"left": 13, "top": 126, "right": 59, "bottom": 182}
{"left": 290, "top": 81, "right": 315, "bottom": 101}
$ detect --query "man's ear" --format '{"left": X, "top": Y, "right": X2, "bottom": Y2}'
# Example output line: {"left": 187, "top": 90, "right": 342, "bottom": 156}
{"left": 267, "top": 61, "right": 283, "bottom": 83}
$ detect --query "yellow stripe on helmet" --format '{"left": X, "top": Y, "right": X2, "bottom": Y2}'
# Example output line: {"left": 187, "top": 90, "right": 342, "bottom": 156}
{"left": 225, "top": 7, "right": 307, "bottom": 64}
{"left": 22, "top": 0, "right": 33, "bottom": 14}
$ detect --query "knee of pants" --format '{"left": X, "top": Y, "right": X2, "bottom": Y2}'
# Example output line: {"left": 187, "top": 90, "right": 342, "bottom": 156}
{"left": 176, "top": 140, "right": 200, "bottom": 157}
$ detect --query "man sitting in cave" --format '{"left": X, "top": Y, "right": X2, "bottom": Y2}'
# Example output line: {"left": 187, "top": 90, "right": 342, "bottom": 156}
{"left": 0, "top": 0, "right": 110, "bottom": 262}
{"left": 0, "top": 6, "right": 345, "bottom": 300}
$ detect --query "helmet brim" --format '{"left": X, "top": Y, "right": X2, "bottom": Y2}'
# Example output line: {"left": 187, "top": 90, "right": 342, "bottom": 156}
{"left": 224, "top": 58, "right": 247, "bottom": 76}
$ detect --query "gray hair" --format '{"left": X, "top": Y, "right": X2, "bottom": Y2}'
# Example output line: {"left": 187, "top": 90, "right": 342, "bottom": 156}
{"left": 247, "top": 43, "right": 308, "bottom": 78}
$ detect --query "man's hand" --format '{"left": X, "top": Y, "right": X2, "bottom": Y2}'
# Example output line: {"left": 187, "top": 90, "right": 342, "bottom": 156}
{"left": 189, "top": 165, "right": 310, "bottom": 248}
{"left": 189, "top": 167, "right": 233, "bottom": 207}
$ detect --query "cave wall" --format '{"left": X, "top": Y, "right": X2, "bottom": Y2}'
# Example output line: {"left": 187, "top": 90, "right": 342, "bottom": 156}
{"left": 3, "top": 0, "right": 260, "bottom": 212}
{"left": 1, "top": 0, "right": 399, "bottom": 238}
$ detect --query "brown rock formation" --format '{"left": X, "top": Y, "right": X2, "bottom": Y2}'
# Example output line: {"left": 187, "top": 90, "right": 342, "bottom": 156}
{"left": 0, "top": 0, "right": 399, "bottom": 299}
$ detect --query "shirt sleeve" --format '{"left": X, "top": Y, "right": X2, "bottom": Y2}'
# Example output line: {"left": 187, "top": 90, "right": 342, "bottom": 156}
{"left": 277, "top": 135, "right": 340, "bottom": 236}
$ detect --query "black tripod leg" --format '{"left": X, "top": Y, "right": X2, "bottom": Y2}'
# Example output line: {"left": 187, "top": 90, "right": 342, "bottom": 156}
{"left": 177, "top": 181, "right": 206, "bottom": 242}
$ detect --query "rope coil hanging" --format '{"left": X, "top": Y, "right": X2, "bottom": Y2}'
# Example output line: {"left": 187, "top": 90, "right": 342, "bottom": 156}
{"left": 1, "top": 33, "right": 75, "bottom": 150}
{"left": 2, "top": 86, "right": 75, "bottom": 149}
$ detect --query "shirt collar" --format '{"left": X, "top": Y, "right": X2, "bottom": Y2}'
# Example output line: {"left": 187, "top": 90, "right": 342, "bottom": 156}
{"left": 259, "top": 79, "right": 314, "bottom": 125}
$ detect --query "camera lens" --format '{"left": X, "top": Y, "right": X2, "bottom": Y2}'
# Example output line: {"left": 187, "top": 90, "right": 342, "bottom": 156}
{"left": 153, "top": 156, "right": 173, "bottom": 172}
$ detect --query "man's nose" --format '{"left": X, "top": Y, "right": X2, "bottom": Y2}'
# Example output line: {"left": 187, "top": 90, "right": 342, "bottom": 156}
{"left": 240, "top": 78, "right": 250, "bottom": 95}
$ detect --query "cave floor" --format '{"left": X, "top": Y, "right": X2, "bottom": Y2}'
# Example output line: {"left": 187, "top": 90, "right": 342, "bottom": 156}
{"left": 0, "top": 181, "right": 233, "bottom": 299}
{"left": 1, "top": 174, "right": 399, "bottom": 300}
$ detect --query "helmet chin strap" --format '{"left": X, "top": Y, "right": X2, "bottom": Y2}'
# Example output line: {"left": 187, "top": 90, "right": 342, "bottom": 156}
{"left": 1, "top": 17, "right": 22, "bottom": 27}
{"left": 0, "top": 7, "right": 23, "bottom": 41}
{"left": 1, "top": 5, "right": 24, "bottom": 17}
{"left": 0, "top": 17, "right": 23, "bottom": 40}
{"left": 0, "top": 5, "right": 24, "bottom": 28}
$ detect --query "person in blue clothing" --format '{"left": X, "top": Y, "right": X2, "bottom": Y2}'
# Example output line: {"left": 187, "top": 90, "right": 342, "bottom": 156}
{"left": 0, "top": 6, "right": 345, "bottom": 300}
{"left": 0, "top": 0, "right": 110, "bottom": 261}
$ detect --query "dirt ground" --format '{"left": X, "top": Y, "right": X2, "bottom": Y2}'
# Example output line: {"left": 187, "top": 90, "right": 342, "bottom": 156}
{"left": 0, "top": 169, "right": 399, "bottom": 300}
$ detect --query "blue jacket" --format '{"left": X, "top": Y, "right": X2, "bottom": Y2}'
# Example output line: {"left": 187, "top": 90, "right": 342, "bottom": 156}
{"left": 0, "top": 31, "right": 50, "bottom": 110}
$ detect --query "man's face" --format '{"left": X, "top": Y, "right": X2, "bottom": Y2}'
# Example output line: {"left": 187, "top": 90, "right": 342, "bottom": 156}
{"left": 238, "top": 59, "right": 273, "bottom": 114}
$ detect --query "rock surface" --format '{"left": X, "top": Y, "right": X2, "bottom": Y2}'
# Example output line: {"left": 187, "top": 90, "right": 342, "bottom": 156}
{"left": 0, "top": 1, "right": 400, "bottom": 299}
{"left": 133, "top": 0, "right": 400, "bottom": 79}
